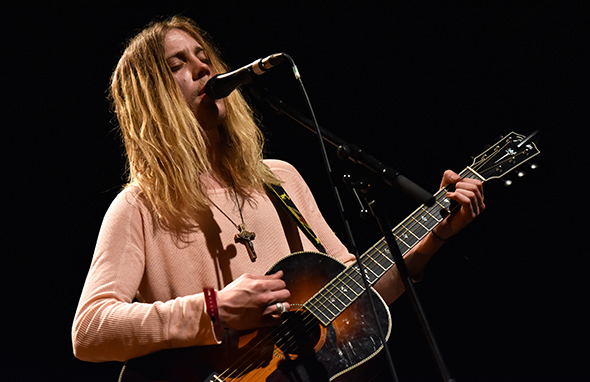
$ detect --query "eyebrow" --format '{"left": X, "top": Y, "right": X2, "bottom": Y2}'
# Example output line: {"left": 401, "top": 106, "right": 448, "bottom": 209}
{"left": 165, "top": 46, "right": 206, "bottom": 61}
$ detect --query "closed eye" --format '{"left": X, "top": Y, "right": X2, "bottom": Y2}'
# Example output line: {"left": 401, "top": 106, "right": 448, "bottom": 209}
{"left": 168, "top": 59, "right": 185, "bottom": 72}
{"left": 166, "top": 49, "right": 188, "bottom": 72}
{"left": 195, "top": 48, "right": 210, "bottom": 65}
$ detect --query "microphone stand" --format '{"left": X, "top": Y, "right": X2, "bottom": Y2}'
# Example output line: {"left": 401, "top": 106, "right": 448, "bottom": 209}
{"left": 249, "top": 85, "right": 456, "bottom": 382}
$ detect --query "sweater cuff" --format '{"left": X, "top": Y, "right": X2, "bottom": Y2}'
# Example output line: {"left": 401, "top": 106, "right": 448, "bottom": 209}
{"left": 167, "top": 294, "right": 222, "bottom": 349}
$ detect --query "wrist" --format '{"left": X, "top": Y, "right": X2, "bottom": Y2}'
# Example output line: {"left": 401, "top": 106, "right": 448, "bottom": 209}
{"left": 431, "top": 228, "right": 448, "bottom": 242}
{"left": 203, "top": 288, "right": 220, "bottom": 328}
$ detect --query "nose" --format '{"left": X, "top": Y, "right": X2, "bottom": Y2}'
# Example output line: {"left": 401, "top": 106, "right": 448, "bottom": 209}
{"left": 191, "top": 58, "right": 210, "bottom": 81}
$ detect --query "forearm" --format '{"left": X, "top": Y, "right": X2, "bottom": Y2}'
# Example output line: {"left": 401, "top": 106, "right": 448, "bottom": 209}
{"left": 72, "top": 292, "right": 218, "bottom": 362}
{"left": 374, "top": 230, "right": 446, "bottom": 305}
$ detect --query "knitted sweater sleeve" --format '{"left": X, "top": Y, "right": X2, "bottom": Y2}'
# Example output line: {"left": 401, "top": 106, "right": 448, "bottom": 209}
{"left": 71, "top": 189, "right": 219, "bottom": 362}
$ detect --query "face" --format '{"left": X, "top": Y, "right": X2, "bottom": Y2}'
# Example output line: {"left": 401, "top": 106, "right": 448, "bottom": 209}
{"left": 163, "top": 28, "right": 226, "bottom": 130}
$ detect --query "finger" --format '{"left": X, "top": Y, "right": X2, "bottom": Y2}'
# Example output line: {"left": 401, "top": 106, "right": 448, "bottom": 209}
{"left": 261, "top": 302, "right": 290, "bottom": 327}
{"left": 264, "top": 278, "right": 288, "bottom": 293}
{"left": 256, "top": 286, "right": 291, "bottom": 309}
{"left": 455, "top": 178, "right": 484, "bottom": 194}
{"left": 454, "top": 180, "right": 485, "bottom": 211}
{"left": 264, "top": 301, "right": 291, "bottom": 320}
{"left": 252, "top": 270, "right": 283, "bottom": 281}
{"left": 454, "top": 182, "right": 481, "bottom": 200}
{"left": 266, "top": 289, "right": 291, "bottom": 304}
{"left": 447, "top": 188, "right": 478, "bottom": 215}
{"left": 264, "top": 301, "right": 291, "bottom": 316}
{"left": 250, "top": 271, "right": 287, "bottom": 291}
{"left": 440, "top": 170, "right": 461, "bottom": 189}
{"left": 266, "top": 270, "right": 284, "bottom": 279}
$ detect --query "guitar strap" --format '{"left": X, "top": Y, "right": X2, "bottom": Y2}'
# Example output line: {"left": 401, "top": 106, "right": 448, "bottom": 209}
{"left": 265, "top": 183, "right": 326, "bottom": 254}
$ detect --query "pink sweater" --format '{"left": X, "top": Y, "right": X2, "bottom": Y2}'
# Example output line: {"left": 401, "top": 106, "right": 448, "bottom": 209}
{"left": 72, "top": 160, "right": 358, "bottom": 362}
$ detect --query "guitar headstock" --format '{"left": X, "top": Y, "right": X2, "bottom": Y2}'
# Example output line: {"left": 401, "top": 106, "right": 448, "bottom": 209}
{"left": 470, "top": 131, "right": 540, "bottom": 182}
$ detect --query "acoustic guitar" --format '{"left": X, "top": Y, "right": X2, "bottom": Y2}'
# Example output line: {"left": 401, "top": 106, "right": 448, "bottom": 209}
{"left": 120, "top": 131, "right": 540, "bottom": 382}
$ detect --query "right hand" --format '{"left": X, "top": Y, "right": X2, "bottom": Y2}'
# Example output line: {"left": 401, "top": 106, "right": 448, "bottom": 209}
{"left": 216, "top": 271, "right": 291, "bottom": 330}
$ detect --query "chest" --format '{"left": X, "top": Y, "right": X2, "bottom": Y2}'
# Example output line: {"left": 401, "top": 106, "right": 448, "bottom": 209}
{"left": 138, "top": 192, "right": 315, "bottom": 300}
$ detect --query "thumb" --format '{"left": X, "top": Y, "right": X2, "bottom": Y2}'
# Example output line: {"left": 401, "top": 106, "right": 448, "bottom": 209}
{"left": 441, "top": 170, "right": 461, "bottom": 189}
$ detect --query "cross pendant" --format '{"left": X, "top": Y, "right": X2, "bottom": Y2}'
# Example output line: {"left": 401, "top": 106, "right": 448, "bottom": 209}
{"left": 235, "top": 223, "right": 257, "bottom": 262}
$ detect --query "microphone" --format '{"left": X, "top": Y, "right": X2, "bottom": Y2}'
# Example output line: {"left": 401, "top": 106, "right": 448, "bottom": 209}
{"left": 204, "top": 53, "right": 285, "bottom": 99}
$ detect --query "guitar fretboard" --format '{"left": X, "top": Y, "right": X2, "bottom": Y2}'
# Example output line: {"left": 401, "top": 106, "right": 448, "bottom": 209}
{"left": 304, "top": 167, "right": 483, "bottom": 326}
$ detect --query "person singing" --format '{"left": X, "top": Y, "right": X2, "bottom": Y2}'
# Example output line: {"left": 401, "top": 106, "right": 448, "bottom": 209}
{"left": 72, "top": 15, "right": 484, "bottom": 380}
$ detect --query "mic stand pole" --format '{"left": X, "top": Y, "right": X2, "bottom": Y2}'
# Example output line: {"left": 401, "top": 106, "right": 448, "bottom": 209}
{"left": 249, "top": 85, "right": 456, "bottom": 382}
{"left": 367, "top": 195, "right": 456, "bottom": 382}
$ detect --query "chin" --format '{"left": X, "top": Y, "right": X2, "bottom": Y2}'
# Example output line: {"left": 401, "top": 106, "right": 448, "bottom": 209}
{"left": 195, "top": 98, "right": 226, "bottom": 129}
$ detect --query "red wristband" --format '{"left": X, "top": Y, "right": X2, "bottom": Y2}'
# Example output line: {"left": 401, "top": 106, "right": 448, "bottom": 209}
{"left": 203, "top": 288, "right": 219, "bottom": 325}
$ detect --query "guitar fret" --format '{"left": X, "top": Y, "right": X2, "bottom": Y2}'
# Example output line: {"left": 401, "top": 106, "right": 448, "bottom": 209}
{"left": 309, "top": 304, "right": 331, "bottom": 324}
{"left": 308, "top": 265, "right": 369, "bottom": 324}
{"left": 392, "top": 232, "right": 412, "bottom": 253}
{"left": 435, "top": 197, "right": 451, "bottom": 214}
{"left": 333, "top": 279, "right": 357, "bottom": 303}
{"left": 359, "top": 260, "right": 380, "bottom": 283}
{"left": 318, "top": 282, "right": 350, "bottom": 312}
{"left": 342, "top": 269, "right": 363, "bottom": 294}
{"left": 397, "top": 225, "right": 419, "bottom": 241}
{"left": 347, "top": 268, "right": 364, "bottom": 294}
{"left": 463, "top": 166, "right": 485, "bottom": 181}
{"left": 374, "top": 247, "right": 394, "bottom": 266}
{"left": 422, "top": 207, "right": 442, "bottom": 223}
{"left": 316, "top": 296, "right": 338, "bottom": 318}
{"left": 395, "top": 221, "right": 421, "bottom": 248}
{"left": 409, "top": 216, "right": 429, "bottom": 236}
{"left": 366, "top": 252, "right": 387, "bottom": 273}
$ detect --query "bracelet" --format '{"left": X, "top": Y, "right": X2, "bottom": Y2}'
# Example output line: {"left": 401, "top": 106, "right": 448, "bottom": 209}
{"left": 431, "top": 229, "right": 447, "bottom": 242}
{"left": 203, "top": 288, "right": 219, "bottom": 325}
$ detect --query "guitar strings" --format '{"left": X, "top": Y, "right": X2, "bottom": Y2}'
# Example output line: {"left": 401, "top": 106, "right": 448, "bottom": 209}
{"left": 214, "top": 309, "right": 319, "bottom": 381}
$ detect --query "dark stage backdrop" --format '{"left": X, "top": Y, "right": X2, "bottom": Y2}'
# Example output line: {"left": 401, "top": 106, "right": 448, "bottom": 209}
{"left": 4, "top": 1, "right": 587, "bottom": 381}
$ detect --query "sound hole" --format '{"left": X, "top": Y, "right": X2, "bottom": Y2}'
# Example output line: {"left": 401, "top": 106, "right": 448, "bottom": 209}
{"left": 273, "top": 310, "right": 322, "bottom": 357}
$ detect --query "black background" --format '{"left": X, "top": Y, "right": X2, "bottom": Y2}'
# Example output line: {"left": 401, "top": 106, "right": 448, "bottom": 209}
{"left": 5, "top": 1, "right": 588, "bottom": 381}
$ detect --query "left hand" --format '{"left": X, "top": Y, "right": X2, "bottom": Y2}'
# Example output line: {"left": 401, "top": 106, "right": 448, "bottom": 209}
{"left": 434, "top": 170, "right": 485, "bottom": 240}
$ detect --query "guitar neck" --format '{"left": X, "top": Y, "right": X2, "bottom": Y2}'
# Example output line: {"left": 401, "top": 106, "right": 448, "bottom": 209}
{"left": 305, "top": 167, "right": 484, "bottom": 326}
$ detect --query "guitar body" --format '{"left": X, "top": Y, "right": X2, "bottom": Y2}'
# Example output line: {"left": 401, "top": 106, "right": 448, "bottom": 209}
{"left": 121, "top": 251, "right": 391, "bottom": 382}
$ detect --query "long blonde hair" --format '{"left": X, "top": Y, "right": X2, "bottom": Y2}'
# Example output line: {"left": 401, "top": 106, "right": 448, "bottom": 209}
{"left": 109, "top": 15, "right": 278, "bottom": 231}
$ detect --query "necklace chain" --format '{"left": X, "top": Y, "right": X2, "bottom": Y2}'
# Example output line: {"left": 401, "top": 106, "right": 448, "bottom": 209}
{"left": 209, "top": 183, "right": 257, "bottom": 262}
{"left": 209, "top": 187, "right": 243, "bottom": 228}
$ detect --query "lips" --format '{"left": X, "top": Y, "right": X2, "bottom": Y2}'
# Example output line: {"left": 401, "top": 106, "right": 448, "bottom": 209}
{"left": 191, "top": 78, "right": 209, "bottom": 100}
{"left": 192, "top": 87, "right": 205, "bottom": 100}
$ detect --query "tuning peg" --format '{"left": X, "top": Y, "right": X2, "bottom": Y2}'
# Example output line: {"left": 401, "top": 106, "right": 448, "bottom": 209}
{"left": 530, "top": 163, "right": 539, "bottom": 170}
{"left": 504, "top": 179, "right": 513, "bottom": 187}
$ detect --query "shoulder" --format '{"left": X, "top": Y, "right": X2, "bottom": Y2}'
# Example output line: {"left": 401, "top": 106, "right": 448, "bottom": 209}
{"left": 262, "top": 159, "right": 315, "bottom": 203}
{"left": 103, "top": 185, "right": 152, "bottom": 225}
{"left": 263, "top": 159, "right": 303, "bottom": 181}
{"left": 110, "top": 185, "right": 145, "bottom": 211}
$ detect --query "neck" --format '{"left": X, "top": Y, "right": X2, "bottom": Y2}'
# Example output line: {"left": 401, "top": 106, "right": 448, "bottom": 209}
{"left": 204, "top": 126, "right": 232, "bottom": 185}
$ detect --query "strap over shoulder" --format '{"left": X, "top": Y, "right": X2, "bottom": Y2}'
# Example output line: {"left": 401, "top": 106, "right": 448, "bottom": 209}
{"left": 265, "top": 183, "right": 326, "bottom": 254}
